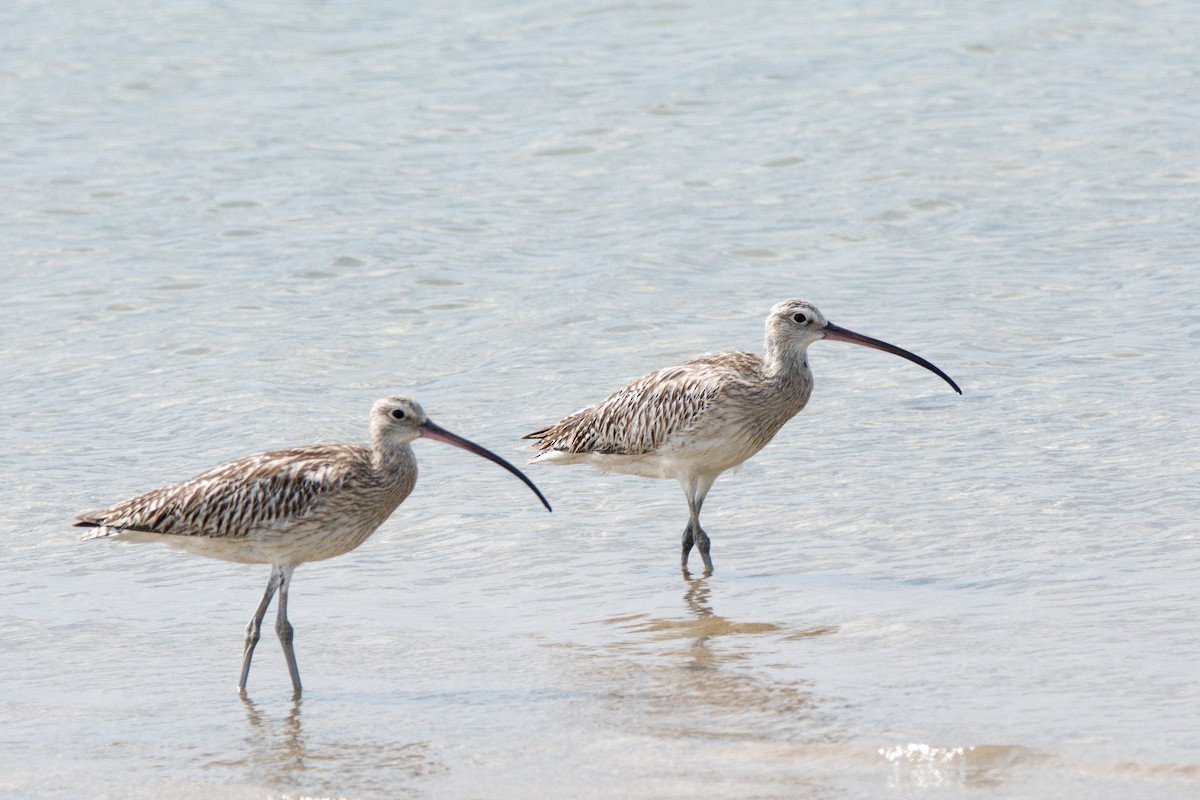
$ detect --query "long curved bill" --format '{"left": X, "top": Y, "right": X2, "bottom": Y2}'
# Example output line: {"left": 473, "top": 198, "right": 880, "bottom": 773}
{"left": 419, "top": 420, "right": 553, "bottom": 511}
{"left": 822, "top": 322, "right": 962, "bottom": 394}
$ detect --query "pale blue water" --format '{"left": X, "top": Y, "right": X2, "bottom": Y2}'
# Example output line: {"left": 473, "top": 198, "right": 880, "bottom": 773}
{"left": 2, "top": 1, "right": 1198, "bottom": 797}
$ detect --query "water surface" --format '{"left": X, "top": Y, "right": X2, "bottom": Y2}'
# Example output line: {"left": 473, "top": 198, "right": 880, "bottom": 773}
{"left": 2, "top": 1, "right": 1198, "bottom": 797}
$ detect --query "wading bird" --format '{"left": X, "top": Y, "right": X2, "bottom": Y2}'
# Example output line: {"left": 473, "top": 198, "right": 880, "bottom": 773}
{"left": 524, "top": 299, "right": 959, "bottom": 573}
{"left": 76, "top": 396, "right": 551, "bottom": 696}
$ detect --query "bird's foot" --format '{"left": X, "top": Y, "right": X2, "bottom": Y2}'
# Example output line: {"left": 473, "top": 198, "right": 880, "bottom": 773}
{"left": 694, "top": 528, "right": 713, "bottom": 574}
{"left": 680, "top": 525, "right": 695, "bottom": 569}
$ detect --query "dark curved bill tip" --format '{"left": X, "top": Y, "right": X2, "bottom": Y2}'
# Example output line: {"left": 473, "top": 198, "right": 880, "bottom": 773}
{"left": 822, "top": 322, "right": 962, "bottom": 394}
{"left": 419, "top": 420, "right": 553, "bottom": 511}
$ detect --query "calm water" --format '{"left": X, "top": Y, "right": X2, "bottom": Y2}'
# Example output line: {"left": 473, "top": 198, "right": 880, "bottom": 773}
{"left": 2, "top": 0, "right": 1198, "bottom": 797}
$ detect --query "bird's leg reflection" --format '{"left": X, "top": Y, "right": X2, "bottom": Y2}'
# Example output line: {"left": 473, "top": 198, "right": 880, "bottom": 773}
{"left": 586, "top": 571, "right": 835, "bottom": 739}
{"left": 682, "top": 570, "right": 714, "bottom": 620}
{"left": 674, "top": 569, "right": 813, "bottom": 644}
{"left": 241, "top": 694, "right": 307, "bottom": 777}
{"left": 680, "top": 571, "right": 720, "bottom": 672}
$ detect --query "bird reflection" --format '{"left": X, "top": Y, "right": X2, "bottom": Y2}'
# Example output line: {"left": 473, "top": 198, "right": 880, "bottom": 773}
{"left": 227, "top": 695, "right": 441, "bottom": 792}
{"left": 589, "top": 572, "right": 837, "bottom": 738}
{"left": 240, "top": 695, "right": 308, "bottom": 778}
{"left": 678, "top": 570, "right": 775, "bottom": 659}
{"left": 638, "top": 570, "right": 830, "bottom": 642}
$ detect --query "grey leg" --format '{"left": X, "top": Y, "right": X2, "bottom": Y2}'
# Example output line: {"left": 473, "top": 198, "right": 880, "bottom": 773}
{"left": 681, "top": 474, "right": 718, "bottom": 574}
{"left": 681, "top": 520, "right": 696, "bottom": 568}
{"left": 693, "top": 526, "right": 713, "bottom": 574}
{"left": 274, "top": 565, "right": 302, "bottom": 697}
{"left": 239, "top": 566, "right": 281, "bottom": 694}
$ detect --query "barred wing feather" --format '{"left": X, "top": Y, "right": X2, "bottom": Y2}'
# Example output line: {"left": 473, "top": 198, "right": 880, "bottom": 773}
{"left": 525, "top": 352, "right": 763, "bottom": 456}
{"left": 74, "top": 445, "right": 371, "bottom": 539}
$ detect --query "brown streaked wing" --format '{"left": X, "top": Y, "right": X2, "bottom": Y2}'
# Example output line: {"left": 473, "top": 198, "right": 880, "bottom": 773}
{"left": 74, "top": 445, "right": 373, "bottom": 539}
{"left": 525, "top": 352, "right": 764, "bottom": 456}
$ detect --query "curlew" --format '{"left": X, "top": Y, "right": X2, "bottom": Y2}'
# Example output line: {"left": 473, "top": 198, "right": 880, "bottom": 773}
{"left": 524, "top": 299, "right": 960, "bottom": 573}
{"left": 76, "top": 396, "right": 551, "bottom": 696}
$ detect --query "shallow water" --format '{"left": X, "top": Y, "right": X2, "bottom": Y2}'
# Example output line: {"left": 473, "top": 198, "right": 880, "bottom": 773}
{"left": 3, "top": 0, "right": 1199, "bottom": 797}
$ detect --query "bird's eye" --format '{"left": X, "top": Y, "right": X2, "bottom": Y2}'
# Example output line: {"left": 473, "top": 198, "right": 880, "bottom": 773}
{"left": 792, "top": 313, "right": 808, "bottom": 324}
{"left": 390, "top": 409, "right": 406, "bottom": 420}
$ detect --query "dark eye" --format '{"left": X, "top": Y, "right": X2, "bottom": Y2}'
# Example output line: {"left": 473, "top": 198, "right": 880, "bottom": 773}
{"left": 390, "top": 408, "right": 406, "bottom": 420}
{"left": 792, "top": 313, "right": 808, "bottom": 324}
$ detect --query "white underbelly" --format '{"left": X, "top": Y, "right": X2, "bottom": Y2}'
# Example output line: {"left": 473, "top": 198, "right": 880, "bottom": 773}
{"left": 539, "top": 430, "right": 768, "bottom": 481}
{"left": 96, "top": 516, "right": 385, "bottom": 567}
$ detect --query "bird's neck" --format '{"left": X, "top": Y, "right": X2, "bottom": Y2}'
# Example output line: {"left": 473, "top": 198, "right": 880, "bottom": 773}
{"left": 371, "top": 438, "right": 415, "bottom": 475}
{"left": 763, "top": 339, "right": 811, "bottom": 380}
{"left": 368, "top": 440, "right": 419, "bottom": 520}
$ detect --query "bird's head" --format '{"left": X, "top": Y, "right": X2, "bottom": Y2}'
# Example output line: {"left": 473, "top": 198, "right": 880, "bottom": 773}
{"left": 765, "top": 298, "right": 830, "bottom": 350}
{"left": 370, "top": 396, "right": 429, "bottom": 445}
{"left": 764, "top": 299, "right": 962, "bottom": 394}
{"left": 369, "top": 395, "right": 552, "bottom": 511}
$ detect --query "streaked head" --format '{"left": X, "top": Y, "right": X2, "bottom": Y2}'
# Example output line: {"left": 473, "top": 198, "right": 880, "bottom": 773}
{"left": 370, "top": 395, "right": 552, "bottom": 511}
{"left": 765, "top": 299, "right": 962, "bottom": 394}
{"left": 371, "top": 396, "right": 429, "bottom": 444}
{"left": 766, "top": 299, "right": 829, "bottom": 348}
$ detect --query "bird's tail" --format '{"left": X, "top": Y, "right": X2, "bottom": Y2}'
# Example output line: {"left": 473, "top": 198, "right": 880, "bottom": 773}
{"left": 74, "top": 511, "right": 121, "bottom": 541}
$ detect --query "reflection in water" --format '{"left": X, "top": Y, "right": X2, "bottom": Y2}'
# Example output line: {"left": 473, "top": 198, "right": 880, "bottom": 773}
{"left": 622, "top": 571, "right": 837, "bottom": 653}
{"left": 589, "top": 573, "right": 839, "bottom": 741}
{"left": 599, "top": 582, "right": 1043, "bottom": 792}
{"left": 240, "top": 696, "right": 307, "bottom": 778}
{"left": 202, "top": 696, "right": 439, "bottom": 796}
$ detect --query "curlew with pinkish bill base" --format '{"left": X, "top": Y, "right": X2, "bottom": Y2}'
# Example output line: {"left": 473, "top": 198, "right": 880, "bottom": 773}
{"left": 524, "top": 299, "right": 960, "bottom": 574}
{"left": 76, "top": 396, "right": 551, "bottom": 696}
